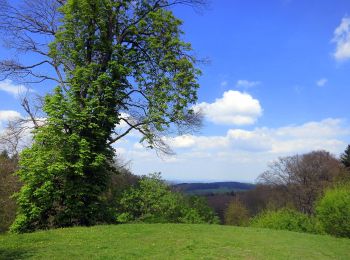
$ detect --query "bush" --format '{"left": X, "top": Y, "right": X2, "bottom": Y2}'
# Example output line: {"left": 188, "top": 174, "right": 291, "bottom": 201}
{"left": 182, "top": 196, "right": 219, "bottom": 224}
{"left": 250, "top": 208, "right": 317, "bottom": 233}
{"left": 316, "top": 184, "right": 350, "bottom": 238}
{"left": 224, "top": 199, "right": 250, "bottom": 226}
{"left": 115, "top": 173, "right": 218, "bottom": 224}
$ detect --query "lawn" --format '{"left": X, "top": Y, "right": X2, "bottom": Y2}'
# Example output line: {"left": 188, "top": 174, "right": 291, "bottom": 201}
{"left": 1, "top": 224, "right": 349, "bottom": 259}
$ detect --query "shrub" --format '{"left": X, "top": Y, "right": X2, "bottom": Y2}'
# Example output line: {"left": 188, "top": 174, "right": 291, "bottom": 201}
{"left": 182, "top": 196, "right": 219, "bottom": 224}
{"left": 250, "top": 208, "right": 317, "bottom": 233}
{"left": 224, "top": 199, "right": 250, "bottom": 226}
{"left": 316, "top": 184, "right": 350, "bottom": 238}
{"left": 115, "top": 173, "right": 218, "bottom": 224}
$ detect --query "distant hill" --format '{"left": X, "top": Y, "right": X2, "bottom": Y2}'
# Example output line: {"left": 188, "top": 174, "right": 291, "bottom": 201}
{"left": 173, "top": 181, "right": 255, "bottom": 195}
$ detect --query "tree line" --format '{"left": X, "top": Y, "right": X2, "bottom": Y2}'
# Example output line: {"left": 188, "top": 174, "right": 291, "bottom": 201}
{"left": 222, "top": 146, "right": 350, "bottom": 238}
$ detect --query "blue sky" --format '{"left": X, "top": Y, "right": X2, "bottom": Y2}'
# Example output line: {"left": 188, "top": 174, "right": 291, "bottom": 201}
{"left": 1, "top": 0, "right": 350, "bottom": 182}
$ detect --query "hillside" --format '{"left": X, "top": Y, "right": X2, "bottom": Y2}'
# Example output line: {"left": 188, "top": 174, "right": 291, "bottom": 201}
{"left": 174, "top": 181, "right": 255, "bottom": 195}
{"left": 1, "top": 224, "right": 349, "bottom": 259}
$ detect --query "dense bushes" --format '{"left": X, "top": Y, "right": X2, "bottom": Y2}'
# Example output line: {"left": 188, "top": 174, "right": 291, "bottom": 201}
{"left": 316, "top": 184, "right": 350, "bottom": 238}
{"left": 250, "top": 208, "right": 317, "bottom": 233}
{"left": 248, "top": 184, "right": 350, "bottom": 237}
{"left": 115, "top": 173, "right": 219, "bottom": 224}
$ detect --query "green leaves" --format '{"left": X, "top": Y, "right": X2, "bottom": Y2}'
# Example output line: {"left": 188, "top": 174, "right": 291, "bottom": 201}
{"left": 115, "top": 173, "right": 218, "bottom": 224}
{"left": 13, "top": 0, "right": 201, "bottom": 232}
{"left": 316, "top": 184, "right": 350, "bottom": 238}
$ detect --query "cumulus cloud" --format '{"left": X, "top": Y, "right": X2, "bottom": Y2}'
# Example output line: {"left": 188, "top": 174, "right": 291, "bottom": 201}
{"left": 332, "top": 16, "right": 350, "bottom": 61}
{"left": 164, "top": 118, "right": 349, "bottom": 155}
{"left": 0, "top": 79, "right": 33, "bottom": 98}
{"left": 166, "top": 135, "right": 228, "bottom": 150}
{"left": 193, "top": 90, "right": 262, "bottom": 125}
{"left": 236, "top": 80, "right": 260, "bottom": 88}
{"left": 107, "top": 118, "right": 350, "bottom": 181}
{"left": 0, "top": 110, "right": 21, "bottom": 129}
{"left": 0, "top": 110, "right": 21, "bottom": 121}
{"left": 316, "top": 78, "right": 327, "bottom": 87}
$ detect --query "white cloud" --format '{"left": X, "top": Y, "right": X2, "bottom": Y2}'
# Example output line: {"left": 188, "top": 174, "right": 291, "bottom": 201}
{"left": 332, "top": 17, "right": 350, "bottom": 61}
{"left": 316, "top": 78, "right": 327, "bottom": 87}
{"left": 0, "top": 79, "right": 33, "bottom": 98}
{"left": 193, "top": 90, "right": 262, "bottom": 125}
{"left": 167, "top": 135, "right": 228, "bottom": 150}
{"left": 274, "top": 118, "right": 346, "bottom": 139}
{"left": 236, "top": 80, "right": 260, "bottom": 88}
{"left": 227, "top": 128, "right": 273, "bottom": 152}
{"left": 0, "top": 110, "right": 21, "bottom": 129}
{"left": 167, "top": 135, "right": 196, "bottom": 148}
{"left": 163, "top": 118, "right": 349, "bottom": 155}
{"left": 0, "top": 110, "right": 21, "bottom": 121}
{"left": 103, "top": 118, "right": 350, "bottom": 182}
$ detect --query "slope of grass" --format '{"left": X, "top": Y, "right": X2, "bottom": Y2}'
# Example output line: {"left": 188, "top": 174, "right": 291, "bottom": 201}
{"left": 1, "top": 224, "right": 350, "bottom": 259}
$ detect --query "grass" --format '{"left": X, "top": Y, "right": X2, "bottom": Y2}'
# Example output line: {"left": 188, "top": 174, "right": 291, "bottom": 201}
{"left": 1, "top": 224, "right": 350, "bottom": 259}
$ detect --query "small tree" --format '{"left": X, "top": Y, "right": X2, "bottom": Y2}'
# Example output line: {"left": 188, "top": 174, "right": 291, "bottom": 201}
{"left": 224, "top": 198, "right": 249, "bottom": 226}
{"left": 340, "top": 145, "right": 350, "bottom": 169}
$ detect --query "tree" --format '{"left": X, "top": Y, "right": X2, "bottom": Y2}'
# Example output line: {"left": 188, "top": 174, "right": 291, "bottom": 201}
{"left": 340, "top": 145, "right": 350, "bottom": 169}
{"left": 224, "top": 198, "right": 249, "bottom": 226}
{"left": 0, "top": 0, "right": 204, "bottom": 233}
{"left": 237, "top": 184, "right": 292, "bottom": 217}
{"left": 258, "top": 150, "right": 343, "bottom": 215}
{"left": 115, "top": 173, "right": 218, "bottom": 224}
{"left": 0, "top": 151, "right": 21, "bottom": 233}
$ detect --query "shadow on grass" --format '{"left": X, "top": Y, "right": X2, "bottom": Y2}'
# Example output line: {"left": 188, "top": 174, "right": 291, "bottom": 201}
{"left": 0, "top": 248, "right": 34, "bottom": 260}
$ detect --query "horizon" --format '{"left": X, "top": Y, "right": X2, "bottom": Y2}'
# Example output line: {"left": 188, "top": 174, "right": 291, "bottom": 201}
{"left": 1, "top": 0, "right": 350, "bottom": 182}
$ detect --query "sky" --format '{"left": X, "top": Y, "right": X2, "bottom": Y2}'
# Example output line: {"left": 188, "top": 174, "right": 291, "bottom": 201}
{"left": 1, "top": 0, "right": 350, "bottom": 182}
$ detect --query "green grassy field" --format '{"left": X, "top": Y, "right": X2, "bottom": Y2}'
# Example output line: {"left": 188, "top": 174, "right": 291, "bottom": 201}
{"left": 1, "top": 224, "right": 350, "bottom": 259}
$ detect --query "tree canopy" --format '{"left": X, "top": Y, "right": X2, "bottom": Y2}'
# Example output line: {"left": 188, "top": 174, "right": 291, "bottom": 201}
{"left": 0, "top": 0, "right": 204, "bottom": 233}
{"left": 257, "top": 150, "right": 343, "bottom": 214}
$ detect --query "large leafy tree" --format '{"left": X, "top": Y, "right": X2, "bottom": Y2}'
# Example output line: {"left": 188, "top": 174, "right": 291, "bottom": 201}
{"left": 0, "top": 0, "right": 203, "bottom": 233}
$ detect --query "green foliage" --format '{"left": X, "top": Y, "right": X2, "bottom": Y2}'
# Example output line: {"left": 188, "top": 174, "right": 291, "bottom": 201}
{"left": 100, "top": 165, "right": 140, "bottom": 223}
{"left": 115, "top": 173, "right": 218, "bottom": 224}
{"left": 12, "top": 0, "right": 200, "bottom": 233}
{"left": 316, "top": 183, "right": 350, "bottom": 238}
{"left": 224, "top": 199, "right": 250, "bottom": 226}
{"left": 183, "top": 196, "right": 219, "bottom": 224}
{"left": 251, "top": 208, "right": 318, "bottom": 234}
{"left": 10, "top": 122, "right": 114, "bottom": 233}
{"left": 340, "top": 145, "right": 350, "bottom": 169}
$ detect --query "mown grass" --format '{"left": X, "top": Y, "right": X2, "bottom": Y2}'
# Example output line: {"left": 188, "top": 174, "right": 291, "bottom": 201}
{"left": 1, "top": 224, "right": 350, "bottom": 259}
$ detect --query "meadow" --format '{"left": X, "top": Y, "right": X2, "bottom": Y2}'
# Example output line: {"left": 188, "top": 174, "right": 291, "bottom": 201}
{"left": 1, "top": 224, "right": 350, "bottom": 259}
